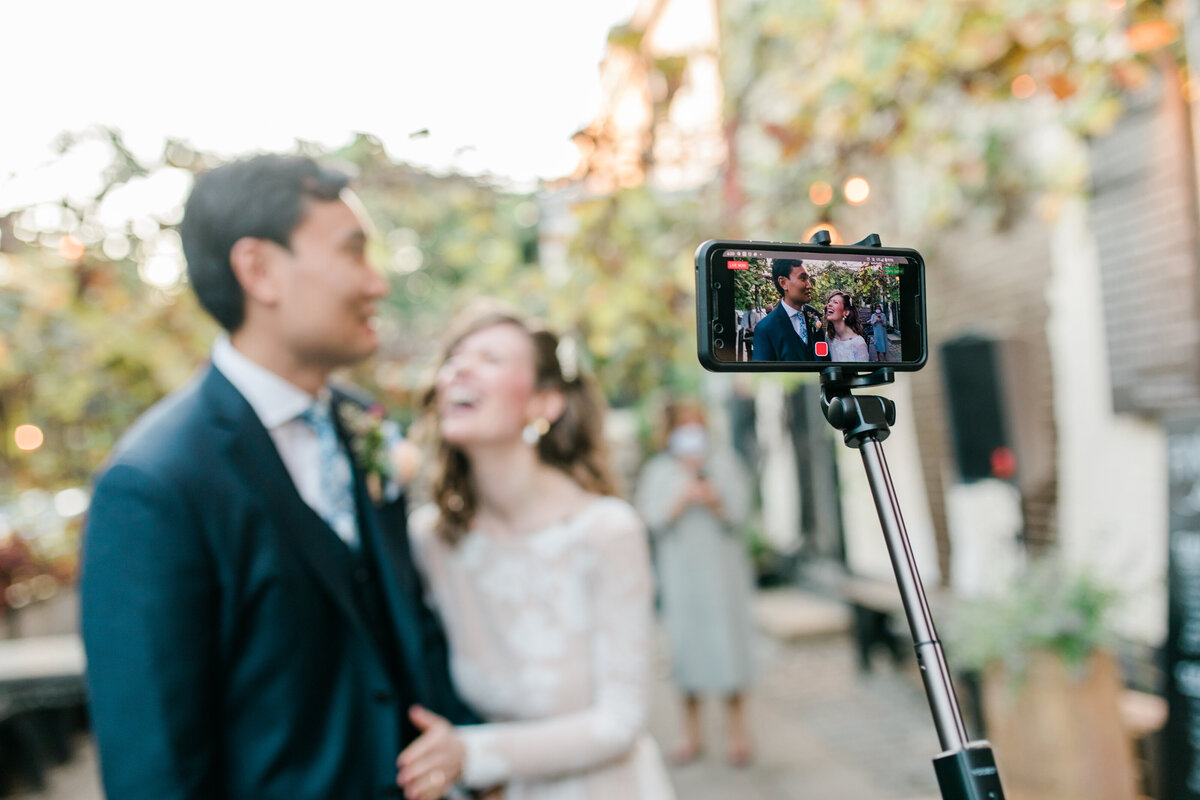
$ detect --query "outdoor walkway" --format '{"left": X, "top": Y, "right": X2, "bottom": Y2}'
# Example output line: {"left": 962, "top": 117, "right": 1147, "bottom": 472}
{"left": 649, "top": 588, "right": 942, "bottom": 800}
{"left": 10, "top": 589, "right": 943, "bottom": 800}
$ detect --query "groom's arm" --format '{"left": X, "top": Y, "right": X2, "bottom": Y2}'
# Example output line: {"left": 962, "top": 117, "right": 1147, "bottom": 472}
{"left": 752, "top": 317, "right": 776, "bottom": 361}
{"left": 81, "top": 462, "right": 220, "bottom": 800}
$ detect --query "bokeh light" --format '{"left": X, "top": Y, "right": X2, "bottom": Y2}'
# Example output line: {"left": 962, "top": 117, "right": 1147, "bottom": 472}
{"left": 809, "top": 181, "right": 833, "bottom": 206}
{"left": 53, "top": 487, "right": 90, "bottom": 518}
{"left": 1012, "top": 74, "right": 1037, "bottom": 99}
{"left": 57, "top": 234, "right": 85, "bottom": 260}
{"left": 139, "top": 256, "right": 184, "bottom": 288}
{"left": 138, "top": 230, "right": 186, "bottom": 288}
{"left": 802, "top": 222, "right": 842, "bottom": 244}
{"left": 1127, "top": 19, "right": 1178, "bottom": 53}
{"left": 101, "top": 233, "right": 132, "bottom": 261}
{"left": 392, "top": 244, "right": 424, "bottom": 274}
{"left": 844, "top": 176, "right": 871, "bottom": 205}
{"left": 14, "top": 424, "right": 45, "bottom": 451}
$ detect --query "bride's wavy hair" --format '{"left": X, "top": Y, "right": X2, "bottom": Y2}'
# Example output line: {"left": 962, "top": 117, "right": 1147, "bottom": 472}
{"left": 417, "top": 307, "right": 617, "bottom": 544}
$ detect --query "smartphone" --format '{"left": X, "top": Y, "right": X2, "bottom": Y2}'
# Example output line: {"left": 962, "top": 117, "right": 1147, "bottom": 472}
{"left": 695, "top": 238, "right": 927, "bottom": 372}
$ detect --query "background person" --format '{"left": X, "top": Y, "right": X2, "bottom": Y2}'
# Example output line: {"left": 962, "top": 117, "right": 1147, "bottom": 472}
{"left": 397, "top": 309, "right": 675, "bottom": 800}
{"left": 870, "top": 302, "right": 890, "bottom": 362}
{"left": 744, "top": 306, "right": 767, "bottom": 360}
{"left": 635, "top": 401, "right": 756, "bottom": 767}
{"left": 824, "top": 290, "right": 870, "bottom": 361}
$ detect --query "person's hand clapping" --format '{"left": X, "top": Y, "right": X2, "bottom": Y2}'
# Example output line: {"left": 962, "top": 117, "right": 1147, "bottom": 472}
{"left": 396, "top": 706, "right": 465, "bottom": 800}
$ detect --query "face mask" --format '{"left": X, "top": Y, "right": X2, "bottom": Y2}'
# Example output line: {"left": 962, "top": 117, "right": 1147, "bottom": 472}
{"left": 668, "top": 424, "right": 708, "bottom": 459}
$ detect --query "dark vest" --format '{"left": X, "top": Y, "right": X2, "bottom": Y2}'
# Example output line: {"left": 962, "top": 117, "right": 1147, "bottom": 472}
{"left": 334, "top": 421, "right": 420, "bottom": 746}
{"left": 347, "top": 524, "right": 419, "bottom": 744}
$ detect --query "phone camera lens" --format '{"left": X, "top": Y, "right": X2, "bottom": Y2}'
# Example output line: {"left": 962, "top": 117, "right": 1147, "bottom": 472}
{"left": 713, "top": 281, "right": 722, "bottom": 289}
{"left": 713, "top": 322, "right": 725, "bottom": 334}
{"left": 714, "top": 338, "right": 726, "bottom": 350}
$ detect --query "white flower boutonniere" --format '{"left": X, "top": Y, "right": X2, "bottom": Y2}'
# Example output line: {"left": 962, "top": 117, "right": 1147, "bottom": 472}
{"left": 337, "top": 403, "right": 409, "bottom": 505}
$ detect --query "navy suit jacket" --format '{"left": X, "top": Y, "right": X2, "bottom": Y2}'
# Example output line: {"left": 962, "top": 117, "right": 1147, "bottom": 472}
{"left": 80, "top": 365, "right": 476, "bottom": 800}
{"left": 751, "top": 302, "right": 828, "bottom": 362}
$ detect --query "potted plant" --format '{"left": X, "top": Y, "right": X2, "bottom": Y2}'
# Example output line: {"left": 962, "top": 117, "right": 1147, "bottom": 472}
{"left": 946, "top": 560, "right": 1139, "bottom": 800}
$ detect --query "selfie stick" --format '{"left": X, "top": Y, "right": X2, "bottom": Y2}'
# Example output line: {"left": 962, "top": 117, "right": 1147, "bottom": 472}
{"left": 812, "top": 231, "right": 1004, "bottom": 799}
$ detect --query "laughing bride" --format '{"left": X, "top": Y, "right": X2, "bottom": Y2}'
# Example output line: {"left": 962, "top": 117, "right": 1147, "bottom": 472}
{"left": 395, "top": 308, "right": 675, "bottom": 800}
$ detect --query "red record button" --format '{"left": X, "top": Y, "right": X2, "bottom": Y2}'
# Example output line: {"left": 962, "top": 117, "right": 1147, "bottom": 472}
{"left": 815, "top": 341, "right": 829, "bottom": 358}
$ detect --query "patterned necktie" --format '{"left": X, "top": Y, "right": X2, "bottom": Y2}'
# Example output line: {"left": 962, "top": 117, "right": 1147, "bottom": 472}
{"left": 791, "top": 309, "right": 809, "bottom": 345}
{"left": 300, "top": 402, "right": 360, "bottom": 549}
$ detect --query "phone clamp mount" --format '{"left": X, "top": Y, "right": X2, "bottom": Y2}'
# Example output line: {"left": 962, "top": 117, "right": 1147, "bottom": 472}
{"left": 811, "top": 231, "right": 1005, "bottom": 800}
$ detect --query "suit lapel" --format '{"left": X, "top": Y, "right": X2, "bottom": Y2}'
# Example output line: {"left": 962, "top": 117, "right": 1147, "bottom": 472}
{"left": 203, "top": 367, "right": 372, "bottom": 641}
{"left": 777, "top": 305, "right": 811, "bottom": 359}
{"left": 331, "top": 395, "right": 429, "bottom": 691}
{"left": 801, "top": 314, "right": 818, "bottom": 360}
{"left": 348, "top": 463, "right": 429, "bottom": 686}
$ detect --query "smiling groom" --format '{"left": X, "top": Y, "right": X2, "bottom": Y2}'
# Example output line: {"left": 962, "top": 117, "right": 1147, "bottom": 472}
{"left": 80, "top": 155, "right": 478, "bottom": 799}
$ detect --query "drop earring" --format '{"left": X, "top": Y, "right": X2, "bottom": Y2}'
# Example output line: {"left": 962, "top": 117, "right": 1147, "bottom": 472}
{"left": 522, "top": 417, "right": 551, "bottom": 445}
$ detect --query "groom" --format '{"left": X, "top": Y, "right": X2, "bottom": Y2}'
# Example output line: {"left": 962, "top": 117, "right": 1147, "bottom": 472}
{"left": 751, "top": 258, "right": 828, "bottom": 362}
{"left": 81, "top": 155, "right": 478, "bottom": 799}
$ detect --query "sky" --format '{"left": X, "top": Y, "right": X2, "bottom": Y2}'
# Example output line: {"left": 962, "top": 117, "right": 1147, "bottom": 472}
{"left": 0, "top": 0, "right": 642, "bottom": 207}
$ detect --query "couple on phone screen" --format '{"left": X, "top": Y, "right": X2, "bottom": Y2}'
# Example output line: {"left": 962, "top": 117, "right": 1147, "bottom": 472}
{"left": 752, "top": 259, "right": 874, "bottom": 363}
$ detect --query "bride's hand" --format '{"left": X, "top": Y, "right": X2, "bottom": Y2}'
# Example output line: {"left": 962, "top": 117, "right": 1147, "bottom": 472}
{"left": 396, "top": 705, "right": 465, "bottom": 800}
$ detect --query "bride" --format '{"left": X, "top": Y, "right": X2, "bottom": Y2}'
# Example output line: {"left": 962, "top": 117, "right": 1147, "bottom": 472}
{"left": 395, "top": 308, "right": 675, "bottom": 800}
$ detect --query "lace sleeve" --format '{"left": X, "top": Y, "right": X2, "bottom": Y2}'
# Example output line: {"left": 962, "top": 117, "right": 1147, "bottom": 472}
{"left": 457, "top": 500, "right": 655, "bottom": 787}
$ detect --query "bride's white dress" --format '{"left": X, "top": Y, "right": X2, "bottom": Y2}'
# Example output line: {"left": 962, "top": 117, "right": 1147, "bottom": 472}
{"left": 409, "top": 497, "right": 675, "bottom": 800}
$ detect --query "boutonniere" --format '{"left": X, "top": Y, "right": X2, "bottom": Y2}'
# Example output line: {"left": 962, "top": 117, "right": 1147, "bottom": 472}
{"left": 337, "top": 403, "right": 403, "bottom": 505}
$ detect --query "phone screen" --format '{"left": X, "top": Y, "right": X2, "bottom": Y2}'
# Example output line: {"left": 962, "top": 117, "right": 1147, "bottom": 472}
{"left": 697, "top": 240, "right": 926, "bottom": 371}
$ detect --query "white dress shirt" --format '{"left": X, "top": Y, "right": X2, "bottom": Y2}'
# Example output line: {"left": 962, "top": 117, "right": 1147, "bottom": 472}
{"left": 210, "top": 337, "right": 343, "bottom": 534}
{"left": 780, "top": 299, "right": 808, "bottom": 344}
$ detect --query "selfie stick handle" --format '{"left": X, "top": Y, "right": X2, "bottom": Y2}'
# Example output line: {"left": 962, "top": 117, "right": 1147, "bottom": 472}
{"left": 814, "top": 232, "right": 1005, "bottom": 799}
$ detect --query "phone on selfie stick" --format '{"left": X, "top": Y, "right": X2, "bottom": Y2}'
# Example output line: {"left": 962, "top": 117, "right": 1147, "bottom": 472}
{"left": 695, "top": 231, "right": 1006, "bottom": 800}
{"left": 696, "top": 236, "right": 926, "bottom": 371}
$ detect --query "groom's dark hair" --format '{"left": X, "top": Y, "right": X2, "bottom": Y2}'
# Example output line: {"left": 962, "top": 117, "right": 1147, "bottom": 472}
{"left": 180, "top": 154, "right": 351, "bottom": 331}
{"left": 770, "top": 258, "right": 802, "bottom": 296}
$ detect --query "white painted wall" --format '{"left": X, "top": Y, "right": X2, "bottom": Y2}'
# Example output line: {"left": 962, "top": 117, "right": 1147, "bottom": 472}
{"left": 945, "top": 479, "right": 1026, "bottom": 599}
{"left": 755, "top": 380, "right": 802, "bottom": 553}
{"left": 1049, "top": 198, "right": 1168, "bottom": 646}
{"left": 837, "top": 378, "right": 943, "bottom": 585}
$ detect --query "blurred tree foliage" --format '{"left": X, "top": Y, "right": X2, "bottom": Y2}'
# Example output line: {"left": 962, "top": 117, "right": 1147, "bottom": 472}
{"left": 6, "top": 0, "right": 1172, "bottom": 499}
{"left": 716, "top": 0, "right": 1175, "bottom": 237}
{"left": 1, "top": 130, "right": 218, "bottom": 494}
{"left": 0, "top": 131, "right": 550, "bottom": 495}
{"left": 733, "top": 259, "right": 774, "bottom": 311}
{"left": 332, "top": 135, "right": 549, "bottom": 421}
{"left": 1, "top": 128, "right": 711, "bottom": 498}
{"left": 730, "top": 257, "right": 898, "bottom": 313}
{"left": 558, "top": 186, "right": 712, "bottom": 405}
{"left": 809, "top": 262, "right": 899, "bottom": 310}
{"left": 563, "top": 0, "right": 1173, "bottom": 421}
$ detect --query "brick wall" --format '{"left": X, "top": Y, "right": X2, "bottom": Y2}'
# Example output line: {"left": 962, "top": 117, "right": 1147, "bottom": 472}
{"left": 911, "top": 215, "right": 1061, "bottom": 575}
{"left": 1089, "top": 68, "right": 1200, "bottom": 416}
